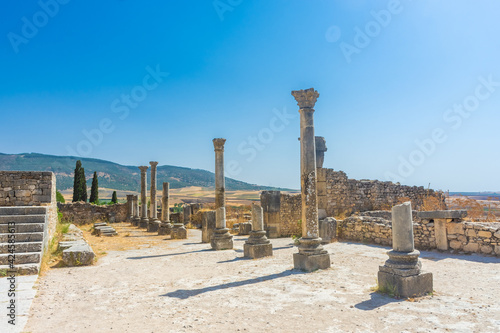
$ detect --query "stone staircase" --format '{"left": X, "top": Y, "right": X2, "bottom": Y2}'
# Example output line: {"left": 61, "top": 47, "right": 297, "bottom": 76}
{"left": 0, "top": 206, "right": 48, "bottom": 275}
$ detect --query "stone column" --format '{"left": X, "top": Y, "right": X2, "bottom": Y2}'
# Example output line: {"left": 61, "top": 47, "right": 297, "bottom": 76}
{"left": 147, "top": 161, "right": 160, "bottom": 232}
{"left": 244, "top": 203, "right": 273, "bottom": 258}
{"left": 201, "top": 210, "right": 216, "bottom": 243}
{"left": 260, "top": 191, "right": 281, "bottom": 238}
{"left": 138, "top": 166, "right": 149, "bottom": 228}
{"left": 133, "top": 195, "right": 140, "bottom": 225}
{"left": 291, "top": 88, "right": 330, "bottom": 271}
{"left": 210, "top": 138, "right": 233, "bottom": 250}
{"left": 126, "top": 194, "right": 134, "bottom": 222}
{"left": 158, "top": 182, "right": 173, "bottom": 236}
{"left": 315, "top": 136, "right": 327, "bottom": 169}
{"left": 378, "top": 202, "right": 433, "bottom": 297}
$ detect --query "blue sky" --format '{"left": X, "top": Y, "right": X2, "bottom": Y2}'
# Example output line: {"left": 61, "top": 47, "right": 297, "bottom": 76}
{"left": 1, "top": 0, "right": 499, "bottom": 192}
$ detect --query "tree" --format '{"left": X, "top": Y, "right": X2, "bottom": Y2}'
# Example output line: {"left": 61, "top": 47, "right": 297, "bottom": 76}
{"left": 80, "top": 167, "right": 87, "bottom": 202}
{"left": 89, "top": 172, "right": 99, "bottom": 204}
{"left": 72, "top": 160, "right": 82, "bottom": 202}
{"left": 111, "top": 191, "right": 118, "bottom": 204}
{"left": 56, "top": 190, "right": 65, "bottom": 203}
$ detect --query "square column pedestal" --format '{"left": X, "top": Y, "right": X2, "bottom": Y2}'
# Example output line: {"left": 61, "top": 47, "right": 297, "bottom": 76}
{"left": 378, "top": 250, "right": 433, "bottom": 298}
{"left": 244, "top": 231, "right": 272, "bottom": 259}
{"left": 171, "top": 223, "right": 187, "bottom": 239}
{"left": 211, "top": 228, "right": 233, "bottom": 250}
{"left": 293, "top": 238, "right": 330, "bottom": 272}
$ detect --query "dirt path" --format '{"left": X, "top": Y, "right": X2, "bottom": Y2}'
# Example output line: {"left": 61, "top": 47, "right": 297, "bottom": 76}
{"left": 25, "top": 226, "right": 500, "bottom": 332}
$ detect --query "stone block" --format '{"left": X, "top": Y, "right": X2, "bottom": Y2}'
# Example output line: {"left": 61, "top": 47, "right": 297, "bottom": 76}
{"left": 449, "top": 240, "right": 463, "bottom": 250}
{"left": 293, "top": 253, "right": 331, "bottom": 272}
{"left": 480, "top": 245, "right": 493, "bottom": 254}
{"left": 466, "top": 229, "right": 477, "bottom": 237}
{"left": 447, "top": 222, "right": 464, "bottom": 235}
{"left": 147, "top": 221, "right": 160, "bottom": 233}
{"left": 494, "top": 231, "right": 500, "bottom": 239}
{"left": 243, "top": 243, "right": 273, "bottom": 259}
{"left": 377, "top": 271, "right": 433, "bottom": 298}
{"left": 495, "top": 245, "right": 500, "bottom": 256}
{"left": 171, "top": 225, "right": 187, "bottom": 239}
{"left": 435, "top": 219, "right": 448, "bottom": 251}
{"left": 319, "top": 217, "right": 336, "bottom": 244}
{"left": 62, "top": 243, "right": 95, "bottom": 266}
{"left": 477, "top": 231, "right": 492, "bottom": 238}
{"left": 417, "top": 210, "right": 467, "bottom": 219}
{"left": 463, "top": 242, "right": 479, "bottom": 252}
{"left": 202, "top": 211, "right": 216, "bottom": 243}
{"left": 238, "top": 222, "right": 252, "bottom": 235}
{"left": 318, "top": 209, "right": 327, "bottom": 220}
{"left": 158, "top": 222, "right": 173, "bottom": 236}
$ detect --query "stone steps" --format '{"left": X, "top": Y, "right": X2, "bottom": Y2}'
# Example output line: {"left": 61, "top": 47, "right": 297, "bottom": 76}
{"left": 0, "top": 232, "right": 44, "bottom": 243}
{"left": 0, "top": 223, "right": 44, "bottom": 233}
{"left": 0, "top": 214, "right": 46, "bottom": 224}
{"left": 0, "top": 241, "right": 43, "bottom": 254}
{"left": 0, "top": 206, "right": 49, "bottom": 275}
{"left": 0, "top": 252, "right": 41, "bottom": 265}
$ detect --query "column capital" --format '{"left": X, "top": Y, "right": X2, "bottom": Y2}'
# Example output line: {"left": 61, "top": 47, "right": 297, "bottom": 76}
{"left": 291, "top": 88, "right": 319, "bottom": 109}
{"left": 149, "top": 161, "right": 158, "bottom": 168}
{"left": 139, "top": 166, "right": 149, "bottom": 173}
{"left": 213, "top": 138, "right": 226, "bottom": 151}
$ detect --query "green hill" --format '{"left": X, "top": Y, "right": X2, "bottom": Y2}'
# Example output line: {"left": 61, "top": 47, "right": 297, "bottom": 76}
{"left": 0, "top": 153, "right": 286, "bottom": 192}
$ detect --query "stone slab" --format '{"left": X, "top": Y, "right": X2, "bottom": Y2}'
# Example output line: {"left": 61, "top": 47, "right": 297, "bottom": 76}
{"left": 417, "top": 210, "right": 467, "bottom": 219}
{"left": 244, "top": 243, "right": 273, "bottom": 259}
{"left": 377, "top": 270, "right": 433, "bottom": 298}
{"left": 62, "top": 243, "right": 95, "bottom": 266}
{"left": 293, "top": 252, "right": 331, "bottom": 272}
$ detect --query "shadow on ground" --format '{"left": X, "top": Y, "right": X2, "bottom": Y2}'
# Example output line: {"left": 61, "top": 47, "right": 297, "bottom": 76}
{"left": 126, "top": 248, "right": 218, "bottom": 260}
{"left": 354, "top": 292, "right": 404, "bottom": 310}
{"left": 162, "top": 269, "right": 306, "bottom": 299}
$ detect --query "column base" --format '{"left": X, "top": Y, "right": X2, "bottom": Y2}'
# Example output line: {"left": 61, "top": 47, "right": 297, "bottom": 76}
{"left": 377, "top": 271, "right": 433, "bottom": 298}
{"left": 132, "top": 217, "right": 140, "bottom": 226}
{"left": 211, "top": 228, "right": 233, "bottom": 250}
{"left": 147, "top": 220, "right": 160, "bottom": 232}
{"left": 171, "top": 223, "right": 187, "bottom": 239}
{"left": 139, "top": 218, "right": 149, "bottom": 229}
{"left": 158, "top": 222, "right": 173, "bottom": 236}
{"left": 293, "top": 252, "right": 331, "bottom": 272}
{"left": 244, "top": 243, "right": 273, "bottom": 259}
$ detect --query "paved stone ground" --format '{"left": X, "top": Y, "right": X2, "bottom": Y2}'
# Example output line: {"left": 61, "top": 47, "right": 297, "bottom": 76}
{"left": 0, "top": 274, "right": 37, "bottom": 333}
{"left": 22, "top": 228, "right": 500, "bottom": 332}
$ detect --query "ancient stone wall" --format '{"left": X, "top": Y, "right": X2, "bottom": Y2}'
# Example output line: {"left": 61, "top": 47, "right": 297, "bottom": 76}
{"left": 279, "top": 193, "right": 301, "bottom": 237}
{"left": 321, "top": 169, "right": 444, "bottom": 217}
{"left": 58, "top": 202, "right": 127, "bottom": 225}
{"left": 338, "top": 214, "right": 500, "bottom": 256}
{"left": 0, "top": 171, "right": 57, "bottom": 242}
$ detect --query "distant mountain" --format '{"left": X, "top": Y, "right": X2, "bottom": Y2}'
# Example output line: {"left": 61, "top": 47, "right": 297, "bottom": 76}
{"left": 0, "top": 153, "right": 287, "bottom": 192}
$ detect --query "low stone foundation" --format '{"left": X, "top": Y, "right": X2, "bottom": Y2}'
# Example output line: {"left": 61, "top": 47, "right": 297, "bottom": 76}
{"left": 58, "top": 202, "right": 127, "bottom": 225}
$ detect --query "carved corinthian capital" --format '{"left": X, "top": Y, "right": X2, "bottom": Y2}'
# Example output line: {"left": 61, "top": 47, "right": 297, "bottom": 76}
{"left": 291, "top": 88, "right": 319, "bottom": 109}
{"left": 213, "top": 138, "right": 226, "bottom": 151}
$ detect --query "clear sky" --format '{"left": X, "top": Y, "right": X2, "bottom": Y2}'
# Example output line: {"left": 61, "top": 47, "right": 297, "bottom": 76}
{"left": 1, "top": 0, "right": 499, "bottom": 192}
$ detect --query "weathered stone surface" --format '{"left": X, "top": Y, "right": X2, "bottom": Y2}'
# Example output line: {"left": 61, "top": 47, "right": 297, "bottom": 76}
{"left": 210, "top": 228, "right": 233, "bottom": 250}
{"left": 434, "top": 219, "right": 448, "bottom": 251}
{"left": 238, "top": 222, "right": 252, "bottom": 235}
{"left": 62, "top": 243, "right": 94, "bottom": 266}
{"left": 147, "top": 221, "right": 160, "bottom": 233}
{"left": 392, "top": 202, "right": 414, "bottom": 252}
{"left": 202, "top": 210, "right": 216, "bottom": 243}
{"left": 480, "top": 245, "right": 493, "bottom": 254}
{"left": 378, "top": 271, "right": 433, "bottom": 298}
{"left": 171, "top": 224, "right": 187, "bottom": 239}
{"left": 477, "top": 231, "right": 492, "bottom": 238}
{"left": 293, "top": 253, "right": 331, "bottom": 272}
{"left": 162, "top": 182, "right": 170, "bottom": 222}
{"left": 244, "top": 243, "right": 273, "bottom": 259}
{"left": 158, "top": 222, "right": 173, "bottom": 236}
{"left": 149, "top": 161, "right": 159, "bottom": 222}
{"left": 319, "top": 217, "right": 336, "bottom": 244}
{"left": 463, "top": 242, "right": 479, "bottom": 252}
{"left": 58, "top": 202, "right": 127, "bottom": 225}
{"left": 449, "top": 240, "right": 463, "bottom": 250}
{"left": 447, "top": 222, "right": 465, "bottom": 235}
{"left": 139, "top": 166, "right": 149, "bottom": 227}
{"left": 417, "top": 210, "right": 467, "bottom": 219}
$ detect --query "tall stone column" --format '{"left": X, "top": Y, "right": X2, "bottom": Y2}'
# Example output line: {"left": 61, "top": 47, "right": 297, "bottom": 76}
{"left": 133, "top": 195, "right": 140, "bottom": 226}
{"left": 147, "top": 161, "right": 160, "bottom": 232}
{"left": 378, "top": 202, "right": 433, "bottom": 297}
{"left": 138, "top": 166, "right": 149, "bottom": 228}
{"left": 158, "top": 182, "right": 173, "bottom": 236}
{"left": 210, "top": 138, "right": 233, "bottom": 250}
{"left": 244, "top": 203, "right": 273, "bottom": 258}
{"left": 291, "top": 88, "right": 330, "bottom": 271}
{"left": 126, "top": 194, "right": 134, "bottom": 222}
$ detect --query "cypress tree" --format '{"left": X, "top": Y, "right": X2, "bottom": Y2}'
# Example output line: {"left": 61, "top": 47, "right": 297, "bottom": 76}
{"left": 80, "top": 167, "right": 87, "bottom": 202}
{"left": 72, "top": 160, "right": 82, "bottom": 202}
{"left": 111, "top": 191, "right": 118, "bottom": 204}
{"left": 89, "top": 172, "right": 99, "bottom": 204}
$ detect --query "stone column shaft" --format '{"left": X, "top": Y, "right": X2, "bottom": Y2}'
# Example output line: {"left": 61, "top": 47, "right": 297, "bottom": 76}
{"left": 139, "top": 166, "right": 149, "bottom": 227}
{"left": 291, "top": 88, "right": 330, "bottom": 271}
{"left": 392, "top": 201, "right": 414, "bottom": 252}
{"left": 211, "top": 138, "right": 233, "bottom": 250}
{"left": 149, "top": 161, "right": 159, "bottom": 221}
{"left": 133, "top": 195, "right": 139, "bottom": 219}
{"left": 162, "top": 182, "right": 170, "bottom": 222}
